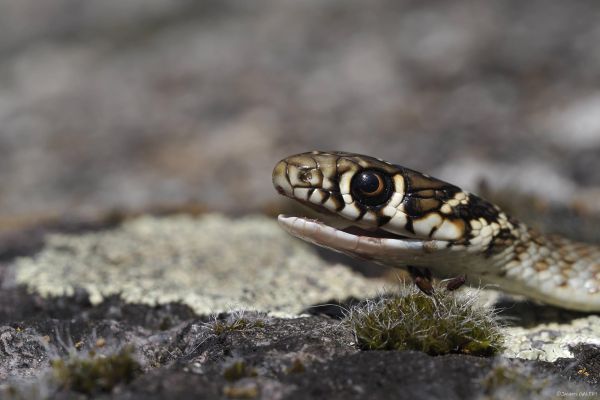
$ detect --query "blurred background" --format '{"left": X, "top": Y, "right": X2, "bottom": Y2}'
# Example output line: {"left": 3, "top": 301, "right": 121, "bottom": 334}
{"left": 2, "top": 0, "right": 600, "bottom": 231}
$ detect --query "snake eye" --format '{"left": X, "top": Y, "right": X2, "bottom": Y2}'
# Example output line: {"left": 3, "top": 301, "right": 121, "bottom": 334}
{"left": 351, "top": 170, "right": 393, "bottom": 207}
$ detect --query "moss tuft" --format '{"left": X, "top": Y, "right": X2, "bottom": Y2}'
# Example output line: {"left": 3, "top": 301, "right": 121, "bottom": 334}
{"left": 286, "top": 359, "right": 305, "bottom": 374}
{"left": 223, "top": 360, "right": 257, "bottom": 382}
{"left": 222, "top": 382, "right": 259, "bottom": 398}
{"left": 344, "top": 284, "right": 504, "bottom": 356}
{"left": 51, "top": 346, "right": 140, "bottom": 394}
{"left": 213, "top": 318, "right": 252, "bottom": 335}
{"left": 210, "top": 311, "right": 266, "bottom": 335}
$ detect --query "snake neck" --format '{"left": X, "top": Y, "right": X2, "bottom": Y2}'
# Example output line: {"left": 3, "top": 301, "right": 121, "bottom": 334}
{"left": 444, "top": 216, "right": 600, "bottom": 310}
{"left": 497, "top": 223, "right": 600, "bottom": 293}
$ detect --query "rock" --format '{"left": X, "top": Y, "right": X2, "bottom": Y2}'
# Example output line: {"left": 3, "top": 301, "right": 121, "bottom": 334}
{"left": 8, "top": 214, "right": 386, "bottom": 316}
{"left": 0, "top": 213, "right": 598, "bottom": 398}
{"left": 2, "top": 1, "right": 600, "bottom": 397}
{"left": 0, "top": 311, "right": 596, "bottom": 399}
{"left": 504, "top": 315, "right": 600, "bottom": 362}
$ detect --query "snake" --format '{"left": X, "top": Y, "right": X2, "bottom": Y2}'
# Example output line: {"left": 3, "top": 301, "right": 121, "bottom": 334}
{"left": 272, "top": 151, "right": 600, "bottom": 312}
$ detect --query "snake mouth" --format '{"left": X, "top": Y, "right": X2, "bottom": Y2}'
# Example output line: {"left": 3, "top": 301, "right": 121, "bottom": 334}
{"left": 277, "top": 214, "right": 432, "bottom": 259}
{"left": 277, "top": 196, "right": 410, "bottom": 240}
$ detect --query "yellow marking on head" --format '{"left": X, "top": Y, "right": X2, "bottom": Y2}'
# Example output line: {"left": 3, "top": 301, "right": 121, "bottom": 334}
{"left": 361, "top": 211, "right": 377, "bottom": 224}
{"left": 343, "top": 203, "right": 363, "bottom": 220}
{"left": 339, "top": 171, "right": 354, "bottom": 194}
{"left": 392, "top": 174, "right": 405, "bottom": 197}
{"left": 413, "top": 213, "right": 443, "bottom": 237}
{"left": 388, "top": 192, "right": 404, "bottom": 208}
{"left": 432, "top": 219, "right": 465, "bottom": 241}
{"left": 381, "top": 205, "right": 398, "bottom": 218}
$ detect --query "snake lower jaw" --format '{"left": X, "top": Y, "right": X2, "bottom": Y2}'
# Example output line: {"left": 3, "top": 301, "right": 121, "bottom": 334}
{"left": 277, "top": 214, "right": 451, "bottom": 263}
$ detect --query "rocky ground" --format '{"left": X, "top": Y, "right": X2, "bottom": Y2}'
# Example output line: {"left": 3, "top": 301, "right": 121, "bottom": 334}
{"left": 2, "top": 1, "right": 600, "bottom": 399}
{"left": 0, "top": 211, "right": 598, "bottom": 399}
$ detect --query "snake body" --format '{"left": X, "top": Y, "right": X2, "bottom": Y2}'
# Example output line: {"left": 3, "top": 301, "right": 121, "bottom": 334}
{"left": 272, "top": 151, "right": 600, "bottom": 312}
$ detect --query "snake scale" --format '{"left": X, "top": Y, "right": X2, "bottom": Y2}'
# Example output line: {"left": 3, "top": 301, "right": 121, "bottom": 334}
{"left": 272, "top": 151, "right": 600, "bottom": 312}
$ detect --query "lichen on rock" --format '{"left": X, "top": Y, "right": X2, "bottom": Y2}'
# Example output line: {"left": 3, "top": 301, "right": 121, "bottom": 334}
{"left": 11, "top": 214, "right": 386, "bottom": 316}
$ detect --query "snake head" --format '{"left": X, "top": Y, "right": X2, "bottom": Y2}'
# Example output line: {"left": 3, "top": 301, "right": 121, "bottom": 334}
{"left": 272, "top": 151, "right": 491, "bottom": 269}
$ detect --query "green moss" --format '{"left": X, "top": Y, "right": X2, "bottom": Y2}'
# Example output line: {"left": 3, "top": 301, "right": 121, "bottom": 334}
{"left": 286, "top": 359, "right": 305, "bottom": 374}
{"left": 211, "top": 314, "right": 265, "bottom": 335}
{"left": 223, "top": 361, "right": 257, "bottom": 382}
{"left": 344, "top": 284, "right": 504, "bottom": 356}
{"left": 213, "top": 319, "right": 249, "bottom": 335}
{"left": 51, "top": 346, "right": 141, "bottom": 394}
{"left": 222, "top": 382, "right": 259, "bottom": 398}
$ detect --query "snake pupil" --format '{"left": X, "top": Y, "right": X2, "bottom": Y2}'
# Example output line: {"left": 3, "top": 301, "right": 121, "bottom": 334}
{"left": 350, "top": 170, "right": 393, "bottom": 207}
{"left": 357, "top": 172, "right": 381, "bottom": 194}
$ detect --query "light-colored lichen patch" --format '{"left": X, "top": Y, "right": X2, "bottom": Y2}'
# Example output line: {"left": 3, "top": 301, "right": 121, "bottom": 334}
{"left": 11, "top": 214, "right": 386, "bottom": 316}
{"left": 503, "top": 315, "right": 600, "bottom": 361}
{"left": 457, "top": 289, "right": 600, "bottom": 362}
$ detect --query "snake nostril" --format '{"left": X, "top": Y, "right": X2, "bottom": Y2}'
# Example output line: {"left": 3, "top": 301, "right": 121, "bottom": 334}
{"left": 299, "top": 171, "right": 312, "bottom": 183}
{"left": 275, "top": 185, "right": 286, "bottom": 195}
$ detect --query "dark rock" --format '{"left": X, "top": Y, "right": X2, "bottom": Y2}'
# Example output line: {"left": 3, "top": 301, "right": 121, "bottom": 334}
{"left": 0, "top": 290, "right": 596, "bottom": 399}
{"left": 553, "top": 344, "right": 600, "bottom": 386}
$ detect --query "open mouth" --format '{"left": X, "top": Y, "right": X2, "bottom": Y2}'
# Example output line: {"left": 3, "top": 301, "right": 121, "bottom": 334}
{"left": 340, "top": 225, "right": 410, "bottom": 240}
{"left": 278, "top": 196, "right": 410, "bottom": 240}
{"left": 277, "top": 214, "right": 428, "bottom": 259}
